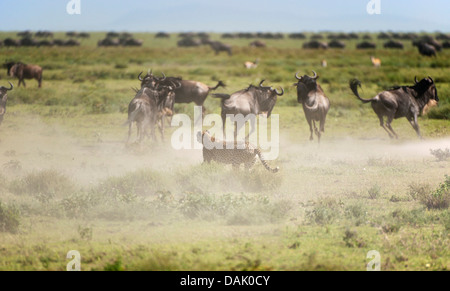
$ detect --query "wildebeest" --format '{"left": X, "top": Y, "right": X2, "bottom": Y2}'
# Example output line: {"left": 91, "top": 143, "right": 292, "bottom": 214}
{"left": 0, "top": 82, "right": 13, "bottom": 126}
{"left": 4, "top": 62, "right": 43, "bottom": 88}
{"left": 415, "top": 42, "right": 437, "bottom": 57}
{"left": 303, "top": 41, "right": 328, "bottom": 49}
{"left": 357, "top": 41, "right": 376, "bottom": 49}
{"left": 213, "top": 80, "right": 283, "bottom": 139}
{"left": 328, "top": 40, "right": 346, "bottom": 49}
{"left": 349, "top": 77, "right": 439, "bottom": 139}
{"left": 120, "top": 38, "right": 143, "bottom": 46}
{"left": 3, "top": 38, "right": 21, "bottom": 47}
{"left": 249, "top": 40, "right": 266, "bottom": 48}
{"left": 294, "top": 71, "right": 330, "bottom": 143}
{"left": 125, "top": 84, "right": 176, "bottom": 143}
{"left": 138, "top": 71, "right": 226, "bottom": 114}
{"left": 383, "top": 40, "right": 404, "bottom": 49}
{"left": 98, "top": 38, "right": 121, "bottom": 47}
{"left": 206, "top": 40, "right": 232, "bottom": 56}
{"left": 289, "top": 33, "right": 306, "bottom": 39}
{"left": 155, "top": 32, "right": 170, "bottom": 38}
{"left": 177, "top": 37, "right": 202, "bottom": 47}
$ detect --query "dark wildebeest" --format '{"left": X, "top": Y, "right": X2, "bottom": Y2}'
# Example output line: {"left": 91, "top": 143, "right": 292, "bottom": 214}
{"left": 4, "top": 62, "right": 43, "bottom": 88}
{"left": 384, "top": 40, "right": 404, "bottom": 49}
{"left": 357, "top": 41, "right": 376, "bottom": 49}
{"left": 121, "top": 38, "right": 143, "bottom": 46}
{"left": 213, "top": 80, "right": 283, "bottom": 139}
{"left": 125, "top": 84, "right": 176, "bottom": 143}
{"left": 98, "top": 38, "right": 120, "bottom": 47}
{"left": 303, "top": 41, "right": 328, "bottom": 49}
{"left": 206, "top": 40, "right": 232, "bottom": 56}
{"left": 0, "top": 82, "right": 13, "bottom": 126}
{"left": 349, "top": 77, "right": 439, "bottom": 139}
{"left": 138, "top": 71, "right": 226, "bottom": 114}
{"left": 415, "top": 42, "right": 437, "bottom": 57}
{"left": 294, "top": 71, "right": 330, "bottom": 143}
{"left": 3, "top": 38, "right": 20, "bottom": 47}
{"left": 328, "top": 40, "right": 346, "bottom": 49}
{"left": 155, "top": 32, "right": 170, "bottom": 38}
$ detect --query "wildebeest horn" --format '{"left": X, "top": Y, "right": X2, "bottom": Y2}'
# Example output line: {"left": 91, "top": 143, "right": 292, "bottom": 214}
{"left": 428, "top": 76, "right": 434, "bottom": 83}
{"left": 259, "top": 80, "right": 265, "bottom": 87}
{"left": 148, "top": 69, "right": 152, "bottom": 76}
{"left": 414, "top": 76, "right": 419, "bottom": 84}
{"left": 138, "top": 72, "right": 144, "bottom": 81}
{"left": 312, "top": 71, "right": 318, "bottom": 79}
{"left": 295, "top": 72, "right": 302, "bottom": 80}
{"left": 7, "top": 82, "right": 13, "bottom": 90}
{"left": 275, "top": 87, "right": 284, "bottom": 96}
{"left": 160, "top": 72, "right": 166, "bottom": 81}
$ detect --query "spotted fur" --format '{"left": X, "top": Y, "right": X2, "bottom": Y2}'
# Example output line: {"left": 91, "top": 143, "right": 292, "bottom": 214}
{"left": 197, "top": 131, "right": 279, "bottom": 173}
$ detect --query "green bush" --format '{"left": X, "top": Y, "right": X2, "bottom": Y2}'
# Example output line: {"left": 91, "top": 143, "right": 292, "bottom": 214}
{"left": 418, "top": 176, "right": 450, "bottom": 210}
{"left": 9, "top": 170, "right": 75, "bottom": 202}
{"left": 0, "top": 201, "right": 20, "bottom": 234}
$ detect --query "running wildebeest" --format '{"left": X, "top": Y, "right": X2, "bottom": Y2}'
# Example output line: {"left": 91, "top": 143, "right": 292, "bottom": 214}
{"left": 4, "top": 62, "right": 43, "bottom": 88}
{"left": 213, "top": 80, "right": 283, "bottom": 139}
{"left": 0, "top": 82, "right": 13, "bottom": 126}
{"left": 349, "top": 77, "right": 439, "bottom": 139}
{"left": 294, "top": 71, "right": 330, "bottom": 143}
{"left": 138, "top": 70, "right": 226, "bottom": 114}
{"left": 205, "top": 40, "right": 232, "bottom": 56}
{"left": 125, "top": 84, "right": 177, "bottom": 143}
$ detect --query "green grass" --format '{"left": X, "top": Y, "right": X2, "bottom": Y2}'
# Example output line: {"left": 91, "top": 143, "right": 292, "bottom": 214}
{"left": 0, "top": 32, "right": 449, "bottom": 271}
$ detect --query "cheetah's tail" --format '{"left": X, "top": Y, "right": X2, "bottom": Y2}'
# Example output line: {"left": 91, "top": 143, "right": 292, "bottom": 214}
{"left": 255, "top": 149, "right": 279, "bottom": 173}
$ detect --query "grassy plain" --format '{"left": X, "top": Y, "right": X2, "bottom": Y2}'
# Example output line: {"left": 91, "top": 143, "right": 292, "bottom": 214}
{"left": 0, "top": 32, "right": 449, "bottom": 271}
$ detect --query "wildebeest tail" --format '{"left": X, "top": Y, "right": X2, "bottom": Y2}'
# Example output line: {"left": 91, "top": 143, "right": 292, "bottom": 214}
{"left": 122, "top": 102, "right": 141, "bottom": 126}
{"left": 212, "top": 93, "right": 231, "bottom": 99}
{"left": 209, "top": 80, "right": 226, "bottom": 91}
{"left": 255, "top": 148, "right": 279, "bottom": 173}
{"left": 349, "top": 79, "right": 373, "bottom": 104}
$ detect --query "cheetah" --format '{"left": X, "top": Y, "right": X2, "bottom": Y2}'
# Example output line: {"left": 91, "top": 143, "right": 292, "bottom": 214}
{"left": 197, "top": 131, "right": 279, "bottom": 173}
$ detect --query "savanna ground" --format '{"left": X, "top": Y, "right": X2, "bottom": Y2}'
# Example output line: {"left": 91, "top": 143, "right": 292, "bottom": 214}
{"left": 0, "top": 32, "right": 449, "bottom": 271}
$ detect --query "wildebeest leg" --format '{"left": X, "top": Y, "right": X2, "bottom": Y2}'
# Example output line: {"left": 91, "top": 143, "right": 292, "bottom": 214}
{"left": 127, "top": 123, "right": 133, "bottom": 144}
{"left": 313, "top": 120, "right": 320, "bottom": 139}
{"left": 378, "top": 115, "right": 394, "bottom": 139}
{"left": 385, "top": 115, "right": 398, "bottom": 139}
{"left": 409, "top": 115, "right": 422, "bottom": 139}
{"left": 306, "top": 118, "right": 314, "bottom": 141}
{"left": 21, "top": 79, "right": 26, "bottom": 88}
{"left": 159, "top": 114, "right": 165, "bottom": 141}
{"left": 245, "top": 116, "right": 256, "bottom": 141}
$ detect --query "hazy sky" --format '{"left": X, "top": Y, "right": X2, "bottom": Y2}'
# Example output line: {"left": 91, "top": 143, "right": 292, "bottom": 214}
{"left": 0, "top": 0, "right": 449, "bottom": 32}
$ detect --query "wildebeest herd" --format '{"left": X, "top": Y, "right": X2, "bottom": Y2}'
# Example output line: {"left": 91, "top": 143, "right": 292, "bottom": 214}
{"left": 0, "top": 31, "right": 444, "bottom": 173}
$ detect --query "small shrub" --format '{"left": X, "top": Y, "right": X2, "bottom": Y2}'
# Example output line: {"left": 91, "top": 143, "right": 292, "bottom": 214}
{"left": 306, "top": 198, "right": 343, "bottom": 225}
{"left": 381, "top": 222, "right": 401, "bottom": 233}
{"left": 78, "top": 225, "right": 93, "bottom": 240}
{"left": 343, "top": 229, "right": 366, "bottom": 248}
{"left": 430, "top": 148, "right": 450, "bottom": 162}
{"left": 9, "top": 170, "right": 75, "bottom": 200}
{"left": 368, "top": 184, "right": 381, "bottom": 199}
{"left": 418, "top": 176, "right": 450, "bottom": 210}
{"left": 408, "top": 183, "right": 432, "bottom": 201}
{"left": 0, "top": 201, "right": 20, "bottom": 234}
